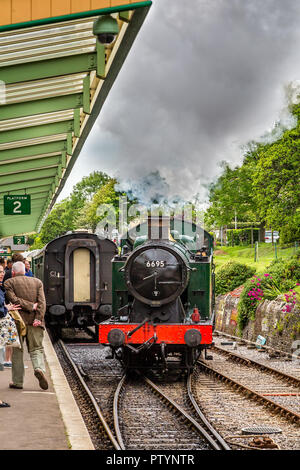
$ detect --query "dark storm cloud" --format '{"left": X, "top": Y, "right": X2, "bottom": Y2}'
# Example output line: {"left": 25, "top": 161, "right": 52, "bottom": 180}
{"left": 59, "top": 0, "right": 300, "bottom": 203}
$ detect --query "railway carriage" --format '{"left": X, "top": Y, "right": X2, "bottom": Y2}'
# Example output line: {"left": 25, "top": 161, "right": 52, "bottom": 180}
{"left": 32, "top": 232, "right": 117, "bottom": 330}
{"left": 99, "top": 216, "right": 215, "bottom": 371}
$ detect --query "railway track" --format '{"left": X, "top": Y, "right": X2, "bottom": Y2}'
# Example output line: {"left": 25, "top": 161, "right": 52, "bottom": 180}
{"left": 55, "top": 339, "right": 231, "bottom": 450}
{"left": 193, "top": 340, "right": 300, "bottom": 450}
{"left": 212, "top": 344, "right": 300, "bottom": 387}
{"left": 113, "top": 371, "right": 230, "bottom": 450}
{"left": 53, "top": 334, "right": 300, "bottom": 450}
{"left": 206, "top": 341, "right": 300, "bottom": 423}
{"left": 53, "top": 339, "right": 120, "bottom": 450}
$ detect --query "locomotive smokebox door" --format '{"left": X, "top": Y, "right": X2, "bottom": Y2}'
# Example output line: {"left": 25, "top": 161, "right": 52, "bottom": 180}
{"left": 124, "top": 242, "right": 190, "bottom": 307}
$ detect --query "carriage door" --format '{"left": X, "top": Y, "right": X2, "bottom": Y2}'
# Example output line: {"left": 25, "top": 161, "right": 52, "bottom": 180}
{"left": 73, "top": 248, "right": 91, "bottom": 302}
{"left": 64, "top": 239, "right": 100, "bottom": 310}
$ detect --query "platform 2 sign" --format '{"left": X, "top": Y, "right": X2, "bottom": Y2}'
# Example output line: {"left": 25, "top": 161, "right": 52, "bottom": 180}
{"left": 13, "top": 236, "right": 26, "bottom": 245}
{"left": 4, "top": 195, "right": 31, "bottom": 215}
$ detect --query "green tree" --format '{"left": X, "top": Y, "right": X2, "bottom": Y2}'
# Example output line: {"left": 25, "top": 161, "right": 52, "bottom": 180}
{"left": 205, "top": 161, "right": 257, "bottom": 229}
{"left": 205, "top": 103, "right": 300, "bottom": 244}
{"left": 82, "top": 179, "right": 137, "bottom": 233}
{"left": 70, "top": 171, "right": 111, "bottom": 211}
{"left": 29, "top": 171, "right": 112, "bottom": 248}
{"left": 252, "top": 106, "right": 300, "bottom": 240}
{"left": 37, "top": 199, "right": 75, "bottom": 245}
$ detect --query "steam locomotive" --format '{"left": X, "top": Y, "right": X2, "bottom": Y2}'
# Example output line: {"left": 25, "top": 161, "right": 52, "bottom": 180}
{"left": 32, "top": 232, "right": 117, "bottom": 332}
{"left": 99, "top": 217, "right": 215, "bottom": 371}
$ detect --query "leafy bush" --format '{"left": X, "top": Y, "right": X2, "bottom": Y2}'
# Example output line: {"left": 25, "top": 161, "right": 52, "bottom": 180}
{"left": 279, "top": 221, "right": 300, "bottom": 244}
{"left": 237, "top": 277, "right": 259, "bottom": 332}
{"left": 226, "top": 228, "right": 260, "bottom": 246}
{"left": 266, "top": 257, "right": 300, "bottom": 289}
{"left": 237, "top": 273, "right": 281, "bottom": 332}
{"left": 237, "top": 256, "right": 300, "bottom": 332}
{"left": 215, "top": 261, "right": 256, "bottom": 296}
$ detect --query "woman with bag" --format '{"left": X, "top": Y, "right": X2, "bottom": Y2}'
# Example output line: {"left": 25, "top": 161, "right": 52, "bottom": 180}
{"left": 0, "top": 265, "right": 10, "bottom": 407}
{"left": 0, "top": 265, "right": 21, "bottom": 408}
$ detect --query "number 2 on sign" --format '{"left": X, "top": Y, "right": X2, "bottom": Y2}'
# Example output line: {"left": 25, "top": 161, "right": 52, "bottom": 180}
{"left": 13, "top": 201, "right": 22, "bottom": 214}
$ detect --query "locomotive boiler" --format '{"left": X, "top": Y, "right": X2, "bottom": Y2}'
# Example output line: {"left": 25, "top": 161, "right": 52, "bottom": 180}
{"left": 32, "top": 232, "right": 117, "bottom": 332}
{"left": 99, "top": 217, "right": 214, "bottom": 371}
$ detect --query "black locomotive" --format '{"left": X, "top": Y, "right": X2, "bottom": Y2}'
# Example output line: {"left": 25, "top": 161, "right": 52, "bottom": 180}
{"left": 32, "top": 232, "right": 117, "bottom": 331}
{"left": 99, "top": 216, "right": 214, "bottom": 371}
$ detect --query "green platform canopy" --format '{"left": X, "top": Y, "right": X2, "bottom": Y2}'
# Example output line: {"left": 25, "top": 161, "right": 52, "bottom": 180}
{"left": 0, "top": 2, "right": 151, "bottom": 237}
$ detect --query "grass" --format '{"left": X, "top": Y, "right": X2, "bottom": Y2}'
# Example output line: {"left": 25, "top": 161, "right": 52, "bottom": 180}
{"left": 214, "top": 243, "right": 297, "bottom": 273}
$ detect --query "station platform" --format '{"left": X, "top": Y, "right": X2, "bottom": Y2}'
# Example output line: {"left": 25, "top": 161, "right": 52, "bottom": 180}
{"left": 0, "top": 332, "right": 94, "bottom": 451}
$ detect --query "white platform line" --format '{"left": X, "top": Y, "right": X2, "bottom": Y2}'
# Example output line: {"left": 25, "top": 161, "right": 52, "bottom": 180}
{"left": 43, "top": 331, "right": 95, "bottom": 450}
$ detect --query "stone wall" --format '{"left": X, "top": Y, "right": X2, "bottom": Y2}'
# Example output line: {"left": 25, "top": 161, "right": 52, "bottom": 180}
{"left": 215, "top": 286, "right": 300, "bottom": 354}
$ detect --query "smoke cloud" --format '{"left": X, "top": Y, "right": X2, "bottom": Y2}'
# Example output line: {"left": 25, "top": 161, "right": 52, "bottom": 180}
{"left": 59, "top": 0, "right": 300, "bottom": 204}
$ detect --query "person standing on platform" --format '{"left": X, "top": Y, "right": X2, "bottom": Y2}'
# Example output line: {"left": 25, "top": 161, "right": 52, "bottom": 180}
{"left": 3, "top": 254, "right": 24, "bottom": 284}
{"left": 0, "top": 264, "right": 6, "bottom": 374}
{"left": 0, "top": 265, "right": 10, "bottom": 408}
{"left": 4, "top": 261, "right": 48, "bottom": 391}
{"left": 24, "top": 260, "right": 34, "bottom": 277}
{"left": 4, "top": 259, "right": 12, "bottom": 278}
{"left": 0, "top": 265, "right": 20, "bottom": 407}
{"left": 5, "top": 259, "right": 12, "bottom": 272}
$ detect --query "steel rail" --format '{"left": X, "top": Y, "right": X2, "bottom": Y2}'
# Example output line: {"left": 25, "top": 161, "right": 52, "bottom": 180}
{"left": 113, "top": 373, "right": 127, "bottom": 450}
{"left": 214, "top": 330, "right": 295, "bottom": 359}
{"left": 198, "top": 360, "right": 300, "bottom": 425}
{"left": 212, "top": 344, "right": 300, "bottom": 387}
{"left": 58, "top": 339, "right": 121, "bottom": 450}
{"left": 141, "top": 374, "right": 226, "bottom": 450}
{"left": 187, "top": 372, "right": 231, "bottom": 450}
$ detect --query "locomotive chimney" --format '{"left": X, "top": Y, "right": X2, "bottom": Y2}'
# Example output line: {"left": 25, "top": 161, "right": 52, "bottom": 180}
{"left": 147, "top": 215, "right": 170, "bottom": 240}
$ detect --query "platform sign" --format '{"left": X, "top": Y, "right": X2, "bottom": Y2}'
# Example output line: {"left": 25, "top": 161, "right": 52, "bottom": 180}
{"left": 4, "top": 195, "right": 31, "bottom": 215}
{"left": 13, "top": 236, "right": 26, "bottom": 245}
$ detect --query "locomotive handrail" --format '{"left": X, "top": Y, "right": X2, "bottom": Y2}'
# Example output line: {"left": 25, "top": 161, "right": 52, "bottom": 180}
{"left": 127, "top": 317, "right": 150, "bottom": 338}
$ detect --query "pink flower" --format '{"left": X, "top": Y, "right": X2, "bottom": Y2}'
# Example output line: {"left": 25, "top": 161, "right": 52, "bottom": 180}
{"left": 264, "top": 273, "right": 270, "bottom": 277}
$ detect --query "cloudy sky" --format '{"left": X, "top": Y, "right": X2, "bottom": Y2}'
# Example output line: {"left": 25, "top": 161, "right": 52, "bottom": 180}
{"left": 59, "top": 0, "right": 300, "bottom": 204}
